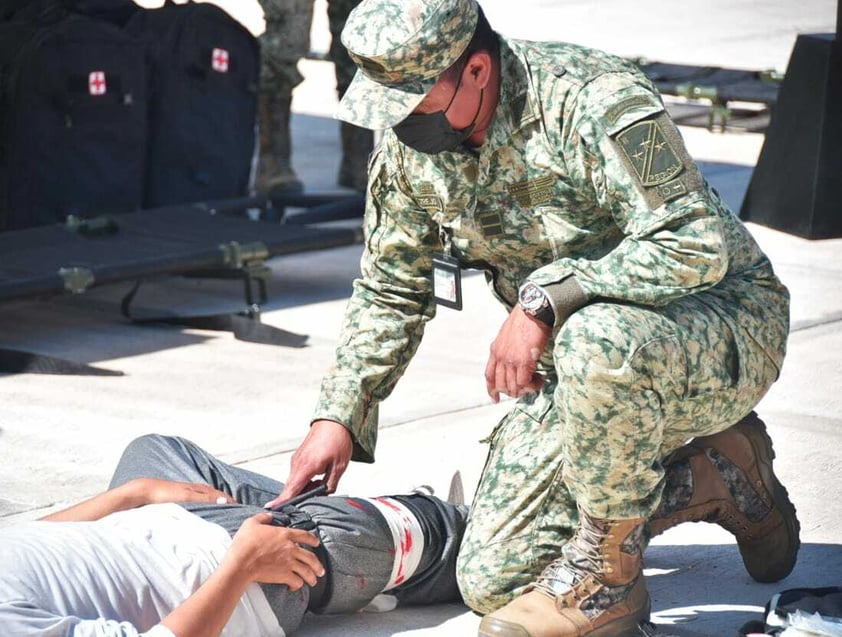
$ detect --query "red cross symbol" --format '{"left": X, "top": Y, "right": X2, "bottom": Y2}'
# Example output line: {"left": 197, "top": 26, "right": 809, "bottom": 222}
{"left": 211, "top": 48, "right": 229, "bottom": 73}
{"left": 88, "top": 71, "right": 107, "bottom": 96}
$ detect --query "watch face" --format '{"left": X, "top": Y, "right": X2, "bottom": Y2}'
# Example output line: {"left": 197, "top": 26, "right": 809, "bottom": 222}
{"left": 519, "top": 283, "right": 546, "bottom": 311}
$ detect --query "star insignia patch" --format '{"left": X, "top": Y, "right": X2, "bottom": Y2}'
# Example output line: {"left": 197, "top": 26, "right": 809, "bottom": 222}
{"left": 616, "top": 120, "right": 683, "bottom": 187}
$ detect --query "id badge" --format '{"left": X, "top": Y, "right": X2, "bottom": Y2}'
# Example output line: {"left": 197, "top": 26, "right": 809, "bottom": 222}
{"left": 433, "top": 253, "right": 462, "bottom": 310}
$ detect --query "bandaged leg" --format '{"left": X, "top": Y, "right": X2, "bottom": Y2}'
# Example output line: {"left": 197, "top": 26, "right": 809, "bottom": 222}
{"left": 300, "top": 493, "right": 468, "bottom": 614}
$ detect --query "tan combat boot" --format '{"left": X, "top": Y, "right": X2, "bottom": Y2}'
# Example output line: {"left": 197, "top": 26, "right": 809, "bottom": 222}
{"left": 255, "top": 90, "right": 303, "bottom": 193}
{"left": 478, "top": 512, "right": 650, "bottom": 637}
{"left": 650, "top": 411, "right": 800, "bottom": 583}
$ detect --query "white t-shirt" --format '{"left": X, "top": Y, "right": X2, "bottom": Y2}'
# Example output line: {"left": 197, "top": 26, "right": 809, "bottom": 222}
{"left": 0, "top": 503, "right": 284, "bottom": 637}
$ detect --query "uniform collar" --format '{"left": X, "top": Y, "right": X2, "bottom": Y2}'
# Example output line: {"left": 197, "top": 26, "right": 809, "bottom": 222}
{"left": 482, "top": 38, "right": 540, "bottom": 150}
{"left": 498, "top": 39, "right": 540, "bottom": 133}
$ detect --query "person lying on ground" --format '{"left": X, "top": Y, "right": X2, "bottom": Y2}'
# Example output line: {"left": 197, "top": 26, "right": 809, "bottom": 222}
{"left": 0, "top": 433, "right": 467, "bottom": 637}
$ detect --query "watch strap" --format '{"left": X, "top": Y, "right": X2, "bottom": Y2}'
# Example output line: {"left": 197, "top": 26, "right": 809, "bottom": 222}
{"left": 542, "top": 276, "right": 588, "bottom": 327}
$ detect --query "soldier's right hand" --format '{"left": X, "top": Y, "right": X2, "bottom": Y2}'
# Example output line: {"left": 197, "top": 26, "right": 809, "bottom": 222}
{"left": 265, "top": 419, "right": 353, "bottom": 507}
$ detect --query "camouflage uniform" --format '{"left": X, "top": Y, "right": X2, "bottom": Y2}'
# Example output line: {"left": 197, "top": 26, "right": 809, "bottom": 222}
{"left": 257, "top": 0, "right": 370, "bottom": 191}
{"left": 327, "top": 0, "right": 359, "bottom": 98}
{"left": 255, "top": 0, "right": 313, "bottom": 191}
{"left": 327, "top": 0, "right": 373, "bottom": 191}
{"left": 317, "top": 0, "right": 790, "bottom": 615}
{"left": 257, "top": 0, "right": 313, "bottom": 96}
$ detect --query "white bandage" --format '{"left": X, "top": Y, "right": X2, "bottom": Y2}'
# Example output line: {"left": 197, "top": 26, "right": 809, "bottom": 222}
{"left": 364, "top": 497, "right": 425, "bottom": 592}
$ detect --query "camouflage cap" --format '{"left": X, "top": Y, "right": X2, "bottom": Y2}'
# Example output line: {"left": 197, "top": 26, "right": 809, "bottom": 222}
{"left": 336, "top": 0, "right": 479, "bottom": 130}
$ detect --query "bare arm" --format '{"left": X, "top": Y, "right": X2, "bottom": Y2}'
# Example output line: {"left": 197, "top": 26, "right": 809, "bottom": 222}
{"left": 39, "top": 478, "right": 235, "bottom": 522}
{"left": 161, "top": 513, "right": 324, "bottom": 637}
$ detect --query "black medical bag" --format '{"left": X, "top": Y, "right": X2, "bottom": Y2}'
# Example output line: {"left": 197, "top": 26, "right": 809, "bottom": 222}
{"left": 125, "top": 1, "right": 260, "bottom": 207}
{"left": 0, "top": 10, "right": 147, "bottom": 230}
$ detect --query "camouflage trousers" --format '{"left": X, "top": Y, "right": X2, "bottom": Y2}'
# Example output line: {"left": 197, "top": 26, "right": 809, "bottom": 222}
{"left": 456, "top": 294, "right": 783, "bottom": 614}
{"left": 327, "top": 0, "right": 361, "bottom": 97}
{"left": 258, "top": 0, "right": 314, "bottom": 95}
{"left": 257, "top": 0, "right": 360, "bottom": 97}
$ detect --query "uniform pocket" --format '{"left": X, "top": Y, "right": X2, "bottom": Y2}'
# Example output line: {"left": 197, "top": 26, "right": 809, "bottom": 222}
{"left": 536, "top": 204, "right": 620, "bottom": 260}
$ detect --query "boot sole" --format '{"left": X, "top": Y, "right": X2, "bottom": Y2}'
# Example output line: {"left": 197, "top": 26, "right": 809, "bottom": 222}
{"left": 735, "top": 413, "right": 800, "bottom": 582}
{"left": 477, "top": 600, "right": 650, "bottom": 637}
{"left": 585, "top": 598, "right": 651, "bottom": 637}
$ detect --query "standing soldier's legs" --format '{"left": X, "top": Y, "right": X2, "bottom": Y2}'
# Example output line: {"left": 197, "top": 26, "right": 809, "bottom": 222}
{"left": 256, "top": 0, "right": 313, "bottom": 192}
{"left": 463, "top": 298, "right": 796, "bottom": 636}
{"left": 328, "top": 0, "right": 372, "bottom": 192}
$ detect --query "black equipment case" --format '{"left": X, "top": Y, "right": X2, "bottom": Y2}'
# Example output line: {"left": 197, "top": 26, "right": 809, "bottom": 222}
{"left": 126, "top": 0, "right": 260, "bottom": 208}
{"left": 0, "top": 7, "right": 147, "bottom": 231}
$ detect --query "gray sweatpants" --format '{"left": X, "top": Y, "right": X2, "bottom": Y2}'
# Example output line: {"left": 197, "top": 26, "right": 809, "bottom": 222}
{"left": 109, "top": 434, "right": 467, "bottom": 634}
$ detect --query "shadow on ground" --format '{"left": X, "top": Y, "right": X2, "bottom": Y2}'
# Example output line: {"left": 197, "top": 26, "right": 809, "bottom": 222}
{"left": 647, "top": 541, "right": 842, "bottom": 635}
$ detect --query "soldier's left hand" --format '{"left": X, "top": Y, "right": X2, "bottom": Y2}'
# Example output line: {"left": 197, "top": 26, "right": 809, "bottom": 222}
{"left": 485, "top": 306, "right": 552, "bottom": 402}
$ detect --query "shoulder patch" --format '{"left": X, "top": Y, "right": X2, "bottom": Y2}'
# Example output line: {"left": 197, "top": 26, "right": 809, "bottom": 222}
{"left": 610, "top": 112, "right": 704, "bottom": 208}
{"left": 615, "top": 119, "right": 683, "bottom": 187}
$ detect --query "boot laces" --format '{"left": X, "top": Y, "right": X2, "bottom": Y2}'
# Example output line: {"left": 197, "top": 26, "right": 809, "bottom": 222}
{"left": 533, "top": 515, "right": 608, "bottom": 598}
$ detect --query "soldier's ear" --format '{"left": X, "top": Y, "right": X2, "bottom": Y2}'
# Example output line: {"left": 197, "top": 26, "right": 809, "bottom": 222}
{"left": 465, "top": 51, "right": 492, "bottom": 90}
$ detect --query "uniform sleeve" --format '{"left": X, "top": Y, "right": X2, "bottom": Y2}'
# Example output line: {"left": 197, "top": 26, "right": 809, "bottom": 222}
{"left": 0, "top": 599, "right": 175, "bottom": 637}
{"left": 528, "top": 72, "right": 728, "bottom": 323}
{"left": 312, "top": 139, "right": 440, "bottom": 462}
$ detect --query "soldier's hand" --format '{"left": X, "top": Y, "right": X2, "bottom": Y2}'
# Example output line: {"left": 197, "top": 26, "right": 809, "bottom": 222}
{"left": 486, "top": 305, "right": 551, "bottom": 403}
{"left": 265, "top": 420, "right": 353, "bottom": 508}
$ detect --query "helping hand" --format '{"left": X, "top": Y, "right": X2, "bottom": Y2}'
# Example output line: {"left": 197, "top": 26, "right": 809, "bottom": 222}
{"left": 264, "top": 420, "right": 353, "bottom": 508}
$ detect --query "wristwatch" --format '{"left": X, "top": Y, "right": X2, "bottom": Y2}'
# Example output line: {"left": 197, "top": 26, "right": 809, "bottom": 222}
{"left": 518, "top": 281, "right": 555, "bottom": 327}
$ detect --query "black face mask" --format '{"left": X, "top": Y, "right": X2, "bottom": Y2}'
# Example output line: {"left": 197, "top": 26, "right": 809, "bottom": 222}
{"left": 393, "top": 72, "right": 484, "bottom": 154}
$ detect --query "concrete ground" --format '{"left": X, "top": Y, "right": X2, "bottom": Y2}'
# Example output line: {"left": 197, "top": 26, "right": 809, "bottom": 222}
{"left": 1, "top": 1, "right": 841, "bottom": 635}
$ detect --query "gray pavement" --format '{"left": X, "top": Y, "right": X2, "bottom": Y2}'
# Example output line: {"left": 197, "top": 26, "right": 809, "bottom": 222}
{"left": 1, "top": 1, "right": 841, "bottom": 635}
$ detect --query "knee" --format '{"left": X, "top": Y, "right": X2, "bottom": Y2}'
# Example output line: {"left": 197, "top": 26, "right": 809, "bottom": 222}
{"left": 557, "top": 305, "right": 637, "bottom": 369}
{"left": 110, "top": 434, "right": 178, "bottom": 488}
{"left": 456, "top": 549, "right": 521, "bottom": 615}
{"left": 120, "top": 433, "right": 174, "bottom": 459}
{"left": 555, "top": 303, "right": 679, "bottom": 388}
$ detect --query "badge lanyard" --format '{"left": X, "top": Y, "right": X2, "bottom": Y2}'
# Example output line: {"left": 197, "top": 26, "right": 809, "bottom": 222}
{"left": 432, "top": 225, "right": 462, "bottom": 310}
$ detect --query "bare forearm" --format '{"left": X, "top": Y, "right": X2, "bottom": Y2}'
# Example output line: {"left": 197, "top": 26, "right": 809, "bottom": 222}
{"left": 160, "top": 561, "right": 252, "bottom": 637}
{"left": 40, "top": 481, "right": 143, "bottom": 522}
{"left": 40, "top": 479, "right": 235, "bottom": 522}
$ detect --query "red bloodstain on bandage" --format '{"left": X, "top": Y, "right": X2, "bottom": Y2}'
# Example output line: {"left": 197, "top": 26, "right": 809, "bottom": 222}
{"left": 365, "top": 497, "right": 425, "bottom": 591}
